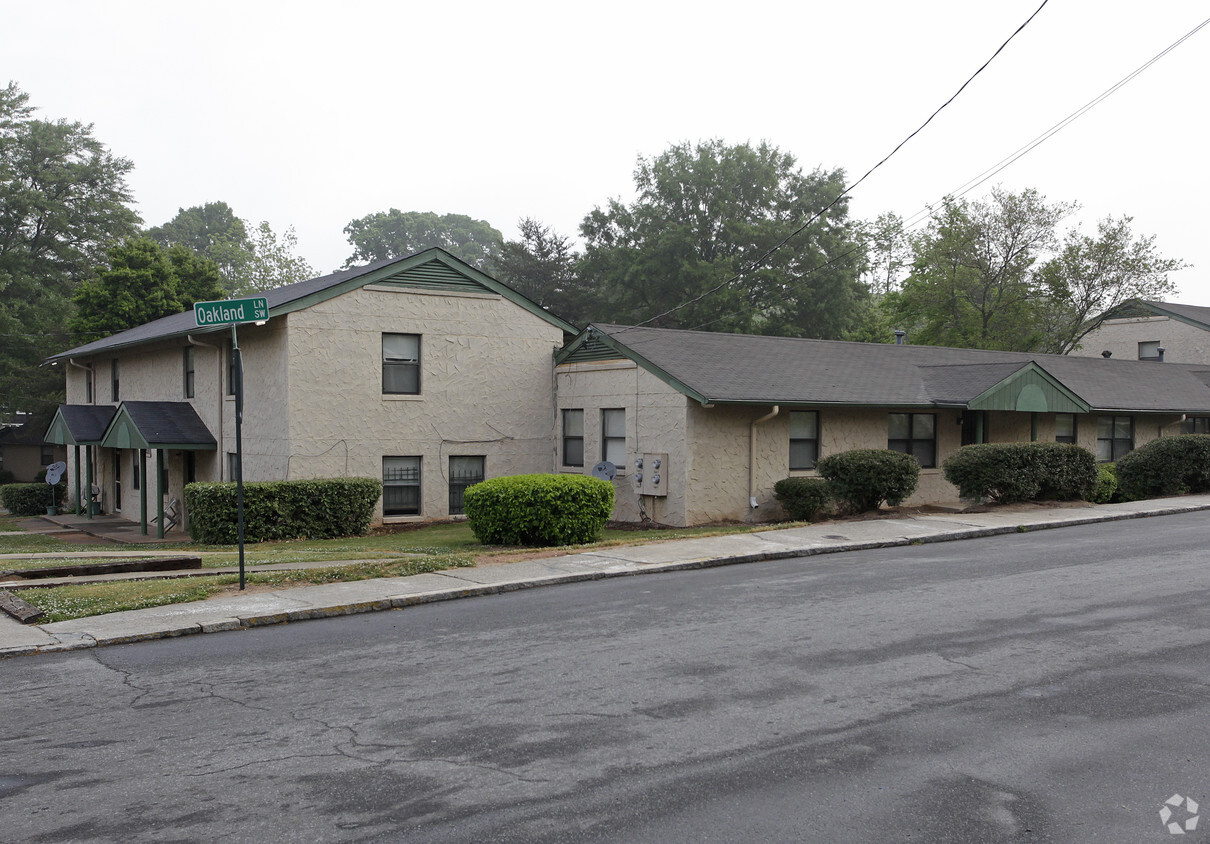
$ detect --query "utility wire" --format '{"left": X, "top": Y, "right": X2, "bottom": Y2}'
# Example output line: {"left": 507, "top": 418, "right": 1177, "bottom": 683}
{"left": 622, "top": 0, "right": 1051, "bottom": 333}
{"left": 683, "top": 11, "right": 1210, "bottom": 334}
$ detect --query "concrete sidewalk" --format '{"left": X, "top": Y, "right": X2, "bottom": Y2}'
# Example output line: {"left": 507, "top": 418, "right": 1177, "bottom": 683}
{"left": 3, "top": 495, "right": 1209, "bottom": 659}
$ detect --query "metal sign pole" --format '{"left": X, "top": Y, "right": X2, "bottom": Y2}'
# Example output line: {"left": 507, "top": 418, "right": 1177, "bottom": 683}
{"left": 233, "top": 323, "right": 246, "bottom": 590}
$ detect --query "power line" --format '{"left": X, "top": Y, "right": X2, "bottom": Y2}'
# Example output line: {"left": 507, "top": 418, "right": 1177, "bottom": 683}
{"left": 622, "top": 0, "right": 1051, "bottom": 333}
{"left": 685, "top": 11, "right": 1210, "bottom": 334}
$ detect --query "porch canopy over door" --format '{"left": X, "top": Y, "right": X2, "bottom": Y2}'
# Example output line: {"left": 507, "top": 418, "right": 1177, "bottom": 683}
{"left": 99, "top": 401, "right": 217, "bottom": 537}
{"left": 43, "top": 405, "right": 117, "bottom": 519}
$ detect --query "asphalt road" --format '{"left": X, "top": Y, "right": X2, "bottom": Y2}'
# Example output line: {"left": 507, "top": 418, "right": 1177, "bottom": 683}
{"left": 4, "top": 513, "right": 1210, "bottom": 842}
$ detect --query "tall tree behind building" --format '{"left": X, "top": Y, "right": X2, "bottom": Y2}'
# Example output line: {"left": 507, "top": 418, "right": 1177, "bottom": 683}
{"left": 0, "top": 83, "right": 140, "bottom": 414}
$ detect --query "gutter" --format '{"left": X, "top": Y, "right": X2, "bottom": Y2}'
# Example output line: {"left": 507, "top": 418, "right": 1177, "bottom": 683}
{"left": 749, "top": 405, "right": 779, "bottom": 509}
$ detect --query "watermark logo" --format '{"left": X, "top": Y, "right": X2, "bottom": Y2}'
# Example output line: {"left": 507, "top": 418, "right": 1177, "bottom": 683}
{"left": 1160, "top": 794, "right": 1200, "bottom": 835}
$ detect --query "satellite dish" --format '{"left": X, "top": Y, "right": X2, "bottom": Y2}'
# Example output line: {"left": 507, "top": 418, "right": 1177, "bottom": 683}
{"left": 591, "top": 461, "right": 617, "bottom": 481}
{"left": 45, "top": 461, "right": 67, "bottom": 485}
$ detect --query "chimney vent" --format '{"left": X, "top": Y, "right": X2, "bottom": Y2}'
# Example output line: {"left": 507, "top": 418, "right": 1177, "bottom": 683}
{"left": 894, "top": 330, "right": 907, "bottom": 345}
{"left": 1101, "top": 350, "right": 1112, "bottom": 358}
{"left": 1158, "top": 347, "right": 1166, "bottom": 362}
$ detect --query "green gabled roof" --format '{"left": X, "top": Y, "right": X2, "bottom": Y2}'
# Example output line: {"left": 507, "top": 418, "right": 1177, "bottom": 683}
{"left": 965, "top": 362, "right": 1091, "bottom": 413}
{"left": 48, "top": 248, "right": 577, "bottom": 361}
{"left": 99, "top": 401, "right": 217, "bottom": 451}
{"left": 44, "top": 405, "right": 118, "bottom": 446}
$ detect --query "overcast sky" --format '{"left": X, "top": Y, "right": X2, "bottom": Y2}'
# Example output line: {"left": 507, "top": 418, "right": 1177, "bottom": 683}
{"left": 5, "top": 1, "right": 1208, "bottom": 305}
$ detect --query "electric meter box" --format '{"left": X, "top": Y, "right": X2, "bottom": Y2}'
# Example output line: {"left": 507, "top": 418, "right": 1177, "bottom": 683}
{"left": 632, "top": 453, "right": 669, "bottom": 497}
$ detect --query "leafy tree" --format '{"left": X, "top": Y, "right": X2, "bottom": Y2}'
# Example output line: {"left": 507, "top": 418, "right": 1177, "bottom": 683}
{"left": 889, "top": 187, "right": 1184, "bottom": 352}
{"left": 578, "top": 140, "right": 865, "bottom": 338}
{"left": 0, "top": 82, "right": 140, "bottom": 413}
{"left": 892, "top": 188, "right": 1072, "bottom": 351}
{"left": 69, "top": 237, "right": 224, "bottom": 342}
{"left": 859, "top": 212, "right": 912, "bottom": 296}
{"left": 490, "top": 218, "right": 591, "bottom": 325}
{"left": 343, "top": 210, "right": 503, "bottom": 269}
{"left": 146, "top": 201, "right": 249, "bottom": 280}
{"left": 1035, "top": 216, "right": 1183, "bottom": 354}
{"left": 148, "top": 203, "right": 313, "bottom": 294}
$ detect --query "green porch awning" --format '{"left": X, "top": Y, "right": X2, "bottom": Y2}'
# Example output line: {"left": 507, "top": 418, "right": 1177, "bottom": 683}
{"left": 44, "top": 404, "right": 118, "bottom": 445}
{"left": 99, "top": 401, "right": 217, "bottom": 451}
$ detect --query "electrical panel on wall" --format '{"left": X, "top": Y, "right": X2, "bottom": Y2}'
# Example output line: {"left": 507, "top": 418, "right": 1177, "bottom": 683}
{"left": 632, "top": 453, "right": 669, "bottom": 497}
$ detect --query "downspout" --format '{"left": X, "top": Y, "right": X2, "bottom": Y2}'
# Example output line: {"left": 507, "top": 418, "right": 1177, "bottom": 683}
{"left": 749, "top": 405, "right": 780, "bottom": 509}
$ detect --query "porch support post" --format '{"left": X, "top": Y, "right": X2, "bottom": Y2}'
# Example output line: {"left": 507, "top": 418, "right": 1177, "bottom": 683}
{"left": 156, "top": 448, "right": 165, "bottom": 539}
{"left": 85, "top": 446, "right": 94, "bottom": 520}
{"left": 73, "top": 446, "right": 81, "bottom": 515}
{"left": 139, "top": 448, "right": 148, "bottom": 536}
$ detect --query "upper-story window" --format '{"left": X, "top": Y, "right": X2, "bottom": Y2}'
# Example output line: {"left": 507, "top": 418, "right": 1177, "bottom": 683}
{"left": 183, "top": 347, "right": 195, "bottom": 399}
{"left": 1138, "top": 341, "right": 1161, "bottom": 361}
{"left": 383, "top": 333, "right": 420, "bottom": 395}
{"left": 789, "top": 411, "right": 819, "bottom": 470}
{"left": 888, "top": 412, "right": 936, "bottom": 468}
{"left": 85, "top": 367, "right": 94, "bottom": 404}
{"left": 111, "top": 359, "right": 119, "bottom": 402}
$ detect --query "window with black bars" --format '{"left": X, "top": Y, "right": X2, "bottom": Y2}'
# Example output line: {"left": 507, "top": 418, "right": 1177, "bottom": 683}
{"left": 448, "top": 456, "right": 484, "bottom": 515}
{"left": 383, "top": 456, "right": 421, "bottom": 516}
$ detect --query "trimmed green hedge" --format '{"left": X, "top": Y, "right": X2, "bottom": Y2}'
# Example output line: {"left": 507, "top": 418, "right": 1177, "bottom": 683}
{"left": 1089, "top": 462, "right": 1119, "bottom": 504}
{"left": 463, "top": 474, "right": 614, "bottom": 547}
{"left": 816, "top": 449, "right": 919, "bottom": 513}
{"left": 773, "top": 477, "right": 832, "bottom": 522}
{"left": 1, "top": 482, "right": 64, "bottom": 515}
{"left": 183, "top": 477, "right": 383, "bottom": 544}
{"left": 1115, "top": 434, "right": 1210, "bottom": 500}
{"left": 942, "top": 442, "right": 1096, "bottom": 504}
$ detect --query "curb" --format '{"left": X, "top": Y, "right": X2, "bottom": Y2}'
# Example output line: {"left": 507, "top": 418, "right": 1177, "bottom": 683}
{"left": 5, "top": 501, "right": 1209, "bottom": 658}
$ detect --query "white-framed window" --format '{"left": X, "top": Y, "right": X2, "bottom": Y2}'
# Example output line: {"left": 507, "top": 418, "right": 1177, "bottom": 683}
{"left": 1138, "top": 340, "right": 1161, "bottom": 361}
{"left": 563, "top": 409, "right": 584, "bottom": 467}
{"left": 382, "top": 333, "right": 420, "bottom": 395}
{"left": 449, "top": 455, "right": 484, "bottom": 515}
{"left": 888, "top": 412, "right": 936, "bottom": 468}
{"left": 1055, "top": 413, "right": 1077, "bottom": 444}
{"left": 789, "top": 411, "right": 819, "bottom": 470}
{"left": 1097, "top": 415, "right": 1133, "bottom": 462}
{"left": 601, "top": 408, "right": 626, "bottom": 468}
{"left": 383, "top": 456, "right": 421, "bottom": 516}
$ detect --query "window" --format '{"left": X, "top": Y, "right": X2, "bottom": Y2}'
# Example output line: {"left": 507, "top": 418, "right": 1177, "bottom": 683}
{"left": 227, "top": 452, "right": 239, "bottom": 482}
{"left": 111, "top": 359, "right": 119, "bottom": 402}
{"left": 382, "top": 333, "right": 420, "bottom": 395}
{"left": 888, "top": 412, "right": 936, "bottom": 468}
{"left": 449, "top": 456, "right": 484, "bottom": 515}
{"left": 183, "top": 347, "right": 195, "bottom": 398}
{"left": 1097, "top": 415, "right": 1133, "bottom": 462}
{"left": 85, "top": 367, "right": 94, "bottom": 404}
{"left": 562, "top": 409, "right": 584, "bottom": 467}
{"left": 601, "top": 408, "right": 626, "bottom": 468}
{"left": 227, "top": 342, "right": 237, "bottom": 396}
{"left": 113, "top": 451, "right": 121, "bottom": 510}
{"left": 40, "top": 445, "right": 54, "bottom": 466}
{"left": 1055, "top": 413, "right": 1077, "bottom": 444}
{"left": 789, "top": 411, "right": 819, "bottom": 470}
{"left": 1182, "top": 417, "right": 1210, "bottom": 434}
{"left": 1138, "top": 341, "right": 1161, "bottom": 361}
{"left": 383, "top": 456, "right": 421, "bottom": 516}
{"left": 185, "top": 452, "right": 196, "bottom": 485}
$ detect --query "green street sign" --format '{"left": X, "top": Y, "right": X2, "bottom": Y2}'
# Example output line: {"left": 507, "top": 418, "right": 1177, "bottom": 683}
{"left": 194, "top": 297, "right": 270, "bottom": 327}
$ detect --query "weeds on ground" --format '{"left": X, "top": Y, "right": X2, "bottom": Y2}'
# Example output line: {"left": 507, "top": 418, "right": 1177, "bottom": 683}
{"left": 16, "top": 554, "right": 473, "bottom": 622}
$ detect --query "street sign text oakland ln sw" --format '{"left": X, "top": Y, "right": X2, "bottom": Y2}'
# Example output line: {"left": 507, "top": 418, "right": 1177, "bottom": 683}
{"left": 194, "top": 297, "right": 269, "bottom": 327}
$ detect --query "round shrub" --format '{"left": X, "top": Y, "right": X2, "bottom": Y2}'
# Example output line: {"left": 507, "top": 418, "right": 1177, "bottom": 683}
{"left": 773, "top": 477, "right": 832, "bottom": 522}
{"left": 1115, "top": 434, "right": 1210, "bottom": 501}
{"left": 942, "top": 442, "right": 1096, "bottom": 504}
{"left": 1, "top": 482, "right": 65, "bottom": 515}
{"left": 1089, "top": 462, "right": 1118, "bottom": 504}
{"left": 816, "top": 449, "right": 919, "bottom": 513}
{"left": 463, "top": 474, "right": 614, "bottom": 546}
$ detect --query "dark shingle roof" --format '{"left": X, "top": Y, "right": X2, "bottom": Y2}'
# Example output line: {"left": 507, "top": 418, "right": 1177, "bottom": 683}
{"left": 45, "top": 405, "right": 118, "bottom": 445}
{"left": 574, "top": 324, "right": 1210, "bottom": 413}
{"left": 1139, "top": 301, "right": 1210, "bottom": 329}
{"left": 110, "top": 401, "right": 216, "bottom": 447}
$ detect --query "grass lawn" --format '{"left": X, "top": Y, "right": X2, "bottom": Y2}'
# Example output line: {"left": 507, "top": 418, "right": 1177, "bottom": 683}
{"left": 16, "top": 553, "right": 475, "bottom": 622}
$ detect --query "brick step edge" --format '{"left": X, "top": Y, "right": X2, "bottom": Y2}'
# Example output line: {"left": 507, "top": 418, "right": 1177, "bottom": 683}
{"left": 0, "top": 590, "right": 44, "bottom": 624}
